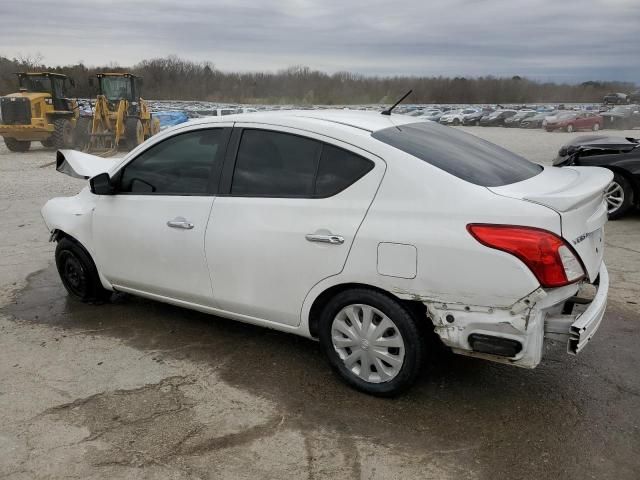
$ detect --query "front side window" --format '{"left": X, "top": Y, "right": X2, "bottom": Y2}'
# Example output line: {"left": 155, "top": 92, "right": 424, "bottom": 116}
{"left": 371, "top": 121, "right": 542, "bottom": 187}
{"left": 119, "top": 129, "right": 226, "bottom": 195}
{"left": 230, "top": 129, "right": 375, "bottom": 197}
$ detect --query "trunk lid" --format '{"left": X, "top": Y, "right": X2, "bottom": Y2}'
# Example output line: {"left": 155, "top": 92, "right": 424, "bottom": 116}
{"left": 489, "top": 166, "right": 613, "bottom": 282}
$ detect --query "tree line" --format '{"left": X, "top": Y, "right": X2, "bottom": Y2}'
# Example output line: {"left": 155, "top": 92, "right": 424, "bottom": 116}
{"left": 0, "top": 54, "right": 636, "bottom": 104}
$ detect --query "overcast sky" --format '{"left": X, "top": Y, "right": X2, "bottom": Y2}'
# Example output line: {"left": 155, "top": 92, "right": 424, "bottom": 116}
{"left": 2, "top": 0, "right": 639, "bottom": 83}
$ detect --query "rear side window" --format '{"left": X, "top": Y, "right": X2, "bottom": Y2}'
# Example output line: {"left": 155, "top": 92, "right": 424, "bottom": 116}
{"left": 230, "top": 130, "right": 374, "bottom": 197}
{"left": 316, "top": 144, "right": 374, "bottom": 197}
{"left": 371, "top": 122, "right": 542, "bottom": 187}
{"left": 232, "top": 130, "right": 321, "bottom": 196}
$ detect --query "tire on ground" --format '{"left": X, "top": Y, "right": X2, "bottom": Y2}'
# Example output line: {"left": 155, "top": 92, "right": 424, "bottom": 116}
{"left": 607, "top": 172, "right": 635, "bottom": 220}
{"left": 318, "top": 288, "right": 425, "bottom": 396}
{"left": 55, "top": 237, "right": 111, "bottom": 303}
{"left": 3, "top": 137, "right": 31, "bottom": 152}
{"left": 125, "top": 117, "right": 144, "bottom": 150}
{"left": 52, "top": 118, "right": 75, "bottom": 149}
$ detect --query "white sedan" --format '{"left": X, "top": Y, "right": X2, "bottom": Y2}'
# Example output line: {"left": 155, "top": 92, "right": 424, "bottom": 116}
{"left": 43, "top": 110, "right": 611, "bottom": 395}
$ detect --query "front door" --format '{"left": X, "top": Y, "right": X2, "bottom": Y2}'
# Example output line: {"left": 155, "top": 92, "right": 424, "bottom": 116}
{"left": 93, "top": 126, "right": 230, "bottom": 305}
{"left": 205, "top": 126, "right": 385, "bottom": 326}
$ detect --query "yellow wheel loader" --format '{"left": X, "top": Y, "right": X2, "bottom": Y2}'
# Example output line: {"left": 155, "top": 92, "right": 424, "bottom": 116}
{"left": 0, "top": 72, "right": 79, "bottom": 152}
{"left": 83, "top": 73, "right": 160, "bottom": 156}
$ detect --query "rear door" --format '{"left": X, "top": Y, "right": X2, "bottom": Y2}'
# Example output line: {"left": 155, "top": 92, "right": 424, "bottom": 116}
{"left": 204, "top": 125, "right": 385, "bottom": 326}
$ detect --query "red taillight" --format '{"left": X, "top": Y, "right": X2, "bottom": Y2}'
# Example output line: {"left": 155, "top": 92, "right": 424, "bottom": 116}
{"left": 467, "top": 224, "right": 585, "bottom": 288}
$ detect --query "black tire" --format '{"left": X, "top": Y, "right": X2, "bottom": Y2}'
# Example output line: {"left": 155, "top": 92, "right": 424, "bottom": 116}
{"left": 566, "top": 123, "right": 574, "bottom": 133}
{"left": 75, "top": 117, "right": 92, "bottom": 149}
{"left": 41, "top": 138, "right": 55, "bottom": 148}
{"left": 606, "top": 172, "right": 635, "bottom": 220}
{"left": 125, "top": 117, "right": 144, "bottom": 150}
{"left": 318, "top": 288, "right": 425, "bottom": 396}
{"left": 452, "top": 118, "right": 460, "bottom": 126}
{"left": 55, "top": 237, "right": 111, "bottom": 303}
{"left": 52, "top": 118, "right": 74, "bottom": 149}
{"left": 3, "top": 137, "right": 31, "bottom": 152}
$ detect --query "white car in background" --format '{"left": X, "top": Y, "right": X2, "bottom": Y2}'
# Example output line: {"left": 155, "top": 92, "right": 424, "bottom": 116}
{"left": 439, "top": 108, "right": 478, "bottom": 125}
{"left": 43, "top": 110, "right": 611, "bottom": 395}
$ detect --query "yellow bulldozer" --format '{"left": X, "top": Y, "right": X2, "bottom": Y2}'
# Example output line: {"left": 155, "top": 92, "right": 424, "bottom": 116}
{"left": 82, "top": 72, "right": 160, "bottom": 155}
{"left": 0, "top": 72, "right": 79, "bottom": 152}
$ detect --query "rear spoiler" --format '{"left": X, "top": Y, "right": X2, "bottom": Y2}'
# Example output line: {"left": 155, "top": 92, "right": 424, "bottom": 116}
{"left": 56, "top": 150, "right": 115, "bottom": 179}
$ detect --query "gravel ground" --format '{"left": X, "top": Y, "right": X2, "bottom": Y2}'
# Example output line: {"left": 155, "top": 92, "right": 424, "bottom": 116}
{"left": 0, "top": 127, "right": 638, "bottom": 480}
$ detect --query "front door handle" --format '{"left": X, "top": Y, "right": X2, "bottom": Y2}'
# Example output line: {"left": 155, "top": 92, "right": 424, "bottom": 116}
{"left": 305, "top": 233, "right": 344, "bottom": 245}
{"left": 167, "top": 217, "right": 194, "bottom": 229}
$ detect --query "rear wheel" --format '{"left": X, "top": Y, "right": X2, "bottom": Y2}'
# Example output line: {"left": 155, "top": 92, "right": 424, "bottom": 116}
{"left": 606, "top": 173, "right": 634, "bottom": 220}
{"left": 452, "top": 118, "right": 460, "bottom": 126}
{"left": 3, "top": 137, "right": 31, "bottom": 152}
{"left": 592, "top": 122, "right": 600, "bottom": 131}
{"left": 55, "top": 237, "right": 111, "bottom": 302}
{"left": 566, "top": 124, "right": 574, "bottom": 133}
{"left": 41, "top": 138, "right": 55, "bottom": 148}
{"left": 125, "top": 117, "right": 144, "bottom": 150}
{"left": 318, "top": 289, "right": 425, "bottom": 396}
{"left": 52, "top": 118, "right": 75, "bottom": 149}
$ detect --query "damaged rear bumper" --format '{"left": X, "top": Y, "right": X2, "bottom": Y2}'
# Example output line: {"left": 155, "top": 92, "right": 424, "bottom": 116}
{"left": 426, "top": 263, "right": 609, "bottom": 368}
{"left": 544, "top": 263, "right": 608, "bottom": 355}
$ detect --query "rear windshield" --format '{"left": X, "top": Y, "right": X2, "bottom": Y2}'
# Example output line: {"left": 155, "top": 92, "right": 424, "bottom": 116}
{"left": 371, "top": 121, "right": 543, "bottom": 187}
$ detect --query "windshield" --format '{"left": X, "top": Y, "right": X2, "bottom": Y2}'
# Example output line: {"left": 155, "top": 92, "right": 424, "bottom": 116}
{"left": 557, "top": 112, "right": 576, "bottom": 119}
{"left": 19, "top": 75, "right": 52, "bottom": 93}
{"left": 100, "top": 76, "right": 133, "bottom": 101}
{"left": 371, "top": 121, "right": 542, "bottom": 187}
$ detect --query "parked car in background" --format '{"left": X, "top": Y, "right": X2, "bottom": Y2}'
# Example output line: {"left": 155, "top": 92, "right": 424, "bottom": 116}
{"left": 419, "top": 109, "right": 444, "bottom": 122}
{"left": 520, "top": 111, "right": 557, "bottom": 129}
{"left": 554, "top": 135, "right": 639, "bottom": 218}
{"left": 545, "top": 112, "right": 602, "bottom": 132}
{"left": 630, "top": 91, "right": 640, "bottom": 104}
{"left": 603, "top": 93, "right": 630, "bottom": 105}
{"left": 439, "top": 108, "right": 478, "bottom": 126}
{"left": 462, "top": 107, "right": 495, "bottom": 126}
{"left": 43, "top": 110, "right": 611, "bottom": 395}
{"left": 601, "top": 105, "right": 640, "bottom": 130}
{"left": 504, "top": 110, "right": 537, "bottom": 128}
{"left": 479, "top": 109, "right": 517, "bottom": 126}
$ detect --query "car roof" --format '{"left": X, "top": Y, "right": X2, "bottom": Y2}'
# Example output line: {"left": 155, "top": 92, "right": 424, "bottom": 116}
{"left": 184, "top": 109, "right": 419, "bottom": 133}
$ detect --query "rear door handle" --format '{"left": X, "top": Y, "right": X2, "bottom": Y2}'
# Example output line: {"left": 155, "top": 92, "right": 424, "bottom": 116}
{"left": 167, "top": 217, "right": 194, "bottom": 229}
{"left": 305, "top": 234, "right": 344, "bottom": 244}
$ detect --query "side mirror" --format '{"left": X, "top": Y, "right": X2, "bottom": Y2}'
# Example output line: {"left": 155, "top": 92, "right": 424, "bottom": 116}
{"left": 90, "top": 172, "right": 115, "bottom": 195}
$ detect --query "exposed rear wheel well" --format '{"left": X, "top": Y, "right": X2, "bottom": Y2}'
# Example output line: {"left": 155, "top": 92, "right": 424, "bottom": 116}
{"left": 307, "top": 283, "right": 428, "bottom": 338}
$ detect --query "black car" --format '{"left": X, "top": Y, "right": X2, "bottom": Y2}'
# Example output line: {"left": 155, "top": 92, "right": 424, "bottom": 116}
{"left": 601, "top": 105, "right": 640, "bottom": 130}
{"left": 520, "top": 111, "right": 556, "bottom": 129}
{"left": 554, "top": 135, "right": 640, "bottom": 218}
{"left": 504, "top": 110, "right": 536, "bottom": 128}
{"left": 479, "top": 109, "right": 517, "bottom": 126}
{"left": 603, "top": 92, "right": 629, "bottom": 105}
{"left": 462, "top": 108, "right": 494, "bottom": 126}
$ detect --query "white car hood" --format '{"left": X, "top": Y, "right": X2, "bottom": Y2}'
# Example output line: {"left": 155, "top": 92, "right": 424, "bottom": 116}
{"left": 56, "top": 150, "right": 117, "bottom": 179}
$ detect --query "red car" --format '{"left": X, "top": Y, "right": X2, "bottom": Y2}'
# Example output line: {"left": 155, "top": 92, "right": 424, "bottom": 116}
{"left": 545, "top": 112, "right": 603, "bottom": 132}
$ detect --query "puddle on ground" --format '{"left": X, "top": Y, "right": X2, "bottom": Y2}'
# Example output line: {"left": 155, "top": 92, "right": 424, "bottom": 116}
{"left": 4, "top": 264, "right": 639, "bottom": 479}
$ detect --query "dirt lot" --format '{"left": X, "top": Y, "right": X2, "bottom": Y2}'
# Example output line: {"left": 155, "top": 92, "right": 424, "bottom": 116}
{"left": 1, "top": 127, "right": 639, "bottom": 479}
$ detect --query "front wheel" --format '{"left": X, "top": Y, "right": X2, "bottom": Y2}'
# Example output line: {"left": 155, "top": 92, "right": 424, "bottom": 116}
{"left": 3, "top": 137, "right": 31, "bottom": 152}
{"left": 125, "top": 118, "right": 144, "bottom": 150}
{"left": 592, "top": 122, "right": 600, "bottom": 131}
{"left": 606, "top": 173, "right": 634, "bottom": 220}
{"left": 55, "top": 237, "right": 111, "bottom": 302}
{"left": 318, "top": 289, "right": 425, "bottom": 396}
{"left": 52, "top": 118, "right": 75, "bottom": 148}
{"left": 566, "top": 124, "right": 574, "bottom": 133}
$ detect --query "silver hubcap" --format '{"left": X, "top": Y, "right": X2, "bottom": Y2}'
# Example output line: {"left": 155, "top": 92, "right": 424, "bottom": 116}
{"left": 331, "top": 304, "right": 405, "bottom": 383}
{"left": 605, "top": 181, "right": 624, "bottom": 213}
